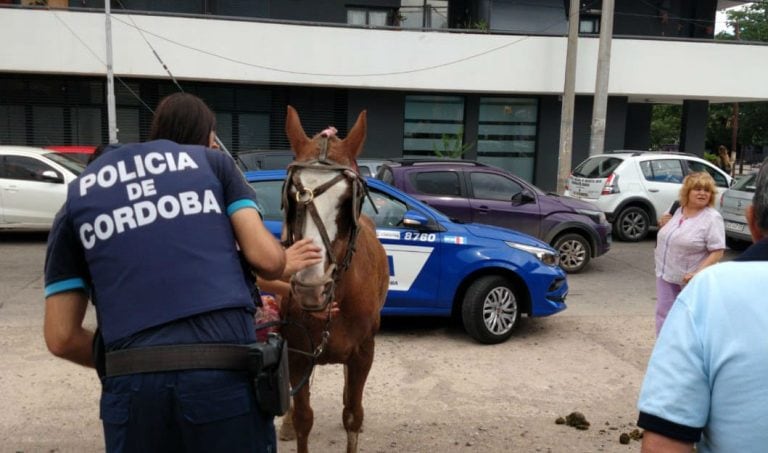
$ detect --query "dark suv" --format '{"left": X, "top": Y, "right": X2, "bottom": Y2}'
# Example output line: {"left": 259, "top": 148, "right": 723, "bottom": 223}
{"left": 376, "top": 160, "right": 611, "bottom": 273}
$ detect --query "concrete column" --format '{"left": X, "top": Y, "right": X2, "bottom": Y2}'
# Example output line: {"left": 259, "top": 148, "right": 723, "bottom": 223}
{"left": 536, "top": 95, "right": 562, "bottom": 192}
{"left": 680, "top": 100, "right": 709, "bottom": 156}
{"left": 463, "top": 96, "right": 480, "bottom": 161}
{"left": 624, "top": 103, "right": 652, "bottom": 150}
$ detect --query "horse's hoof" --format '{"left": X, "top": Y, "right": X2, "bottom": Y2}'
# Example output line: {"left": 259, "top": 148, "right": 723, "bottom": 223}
{"left": 279, "top": 421, "right": 297, "bottom": 441}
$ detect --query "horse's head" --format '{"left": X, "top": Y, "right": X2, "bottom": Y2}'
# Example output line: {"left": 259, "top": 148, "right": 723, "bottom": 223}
{"left": 283, "top": 105, "right": 368, "bottom": 312}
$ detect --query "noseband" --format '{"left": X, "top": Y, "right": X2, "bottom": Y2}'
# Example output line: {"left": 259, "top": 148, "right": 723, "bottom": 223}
{"left": 281, "top": 137, "right": 373, "bottom": 312}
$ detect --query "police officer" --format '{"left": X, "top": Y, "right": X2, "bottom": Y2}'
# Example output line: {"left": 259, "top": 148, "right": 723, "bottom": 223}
{"left": 43, "top": 93, "right": 285, "bottom": 452}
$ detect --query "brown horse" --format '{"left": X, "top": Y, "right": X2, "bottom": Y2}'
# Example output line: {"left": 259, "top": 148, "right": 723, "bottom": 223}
{"left": 279, "top": 105, "right": 389, "bottom": 453}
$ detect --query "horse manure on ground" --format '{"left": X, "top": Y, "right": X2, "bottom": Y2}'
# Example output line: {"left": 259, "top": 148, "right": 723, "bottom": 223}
{"left": 554, "top": 411, "right": 590, "bottom": 430}
{"left": 619, "top": 428, "right": 643, "bottom": 444}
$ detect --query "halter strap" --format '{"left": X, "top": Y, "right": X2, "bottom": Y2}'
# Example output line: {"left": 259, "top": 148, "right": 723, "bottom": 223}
{"left": 282, "top": 157, "right": 372, "bottom": 311}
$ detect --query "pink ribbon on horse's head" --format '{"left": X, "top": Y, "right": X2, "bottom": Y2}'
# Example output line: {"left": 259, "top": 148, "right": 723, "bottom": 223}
{"left": 318, "top": 125, "right": 360, "bottom": 173}
{"left": 320, "top": 126, "right": 338, "bottom": 138}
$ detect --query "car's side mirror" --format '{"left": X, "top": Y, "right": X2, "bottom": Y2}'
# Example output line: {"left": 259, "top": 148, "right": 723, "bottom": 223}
{"left": 511, "top": 190, "right": 535, "bottom": 205}
{"left": 402, "top": 210, "right": 429, "bottom": 228}
{"left": 41, "top": 170, "right": 64, "bottom": 183}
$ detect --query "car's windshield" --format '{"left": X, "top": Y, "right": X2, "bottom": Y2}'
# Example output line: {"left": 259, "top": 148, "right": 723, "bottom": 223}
{"left": 248, "top": 180, "right": 284, "bottom": 221}
{"left": 44, "top": 152, "right": 86, "bottom": 176}
{"left": 572, "top": 157, "right": 623, "bottom": 178}
{"left": 733, "top": 172, "right": 757, "bottom": 192}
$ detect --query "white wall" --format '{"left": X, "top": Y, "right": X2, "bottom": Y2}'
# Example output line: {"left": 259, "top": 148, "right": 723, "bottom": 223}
{"left": 2, "top": 8, "right": 767, "bottom": 102}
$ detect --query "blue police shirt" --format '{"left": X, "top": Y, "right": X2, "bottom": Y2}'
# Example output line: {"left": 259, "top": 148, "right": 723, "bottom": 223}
{"left": 44, "top": 140, "right": 262, "bottom": 348}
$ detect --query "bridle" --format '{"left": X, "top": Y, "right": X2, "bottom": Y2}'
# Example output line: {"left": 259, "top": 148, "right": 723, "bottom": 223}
{"left": 281, "top": 135, "right": 374, "bottom": 314}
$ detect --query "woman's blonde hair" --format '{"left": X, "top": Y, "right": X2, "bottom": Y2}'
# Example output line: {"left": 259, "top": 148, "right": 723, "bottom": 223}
{"left": 679, "top": 172, "right": 717, "bottom": 208}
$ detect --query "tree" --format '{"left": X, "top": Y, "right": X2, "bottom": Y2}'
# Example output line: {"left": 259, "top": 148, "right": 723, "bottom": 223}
{"left": 650, "top": 105, "right": 681, "bottom": 150}
{"left": 709, "top": 3, "right": 768, "bottom": 155}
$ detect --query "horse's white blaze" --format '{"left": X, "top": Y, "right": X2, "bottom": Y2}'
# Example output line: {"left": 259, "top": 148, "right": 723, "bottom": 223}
{"left": 295, "top": 168, "right": 349, "bottom": 284}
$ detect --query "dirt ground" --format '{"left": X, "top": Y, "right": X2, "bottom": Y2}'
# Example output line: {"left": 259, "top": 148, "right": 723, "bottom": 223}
{"left": 2, "top": 234, "right": 735, "bottom": 452}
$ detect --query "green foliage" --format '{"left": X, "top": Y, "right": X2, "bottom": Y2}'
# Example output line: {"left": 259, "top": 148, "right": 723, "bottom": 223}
{"left": 705, "top": 103, "right": 733, "bottom": 151}
{"left": 433, "top": 129, "right": 473, "bottom": 159}
{"left": 703, "top": 151, "right": 718, "bottom": 164}
{"left": 707, "top": 3, "right": 768, "bottom": 149}
{"left": 472, "top": 20, "right": 489, "bottom": 32}
{"left": 650, "top": 105, "right": 681, "bottom": 150}
{"left": 719, "top": 3, "right": 768, "bottom": 42}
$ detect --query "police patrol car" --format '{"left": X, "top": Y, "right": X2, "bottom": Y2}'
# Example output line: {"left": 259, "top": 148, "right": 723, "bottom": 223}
{"left": 247, "top": 170, "right": 568, "bottom": 344}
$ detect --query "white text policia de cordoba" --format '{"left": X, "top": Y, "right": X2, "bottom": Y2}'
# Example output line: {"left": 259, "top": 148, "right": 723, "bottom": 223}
{"left": 77, "top": 151, "right": 222, "bottom": 249}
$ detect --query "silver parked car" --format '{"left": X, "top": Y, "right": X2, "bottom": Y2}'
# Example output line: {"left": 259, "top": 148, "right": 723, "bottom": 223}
{"left": 719, "top": 171, "right": 757, "bottom": 248}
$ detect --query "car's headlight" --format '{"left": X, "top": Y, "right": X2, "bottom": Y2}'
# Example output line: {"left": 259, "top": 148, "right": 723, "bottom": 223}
{"left": 505, "top": 242, "right": 559, "bottom": 266}
{"left": 576, "top": 208, "right": 607, "bottom": 224}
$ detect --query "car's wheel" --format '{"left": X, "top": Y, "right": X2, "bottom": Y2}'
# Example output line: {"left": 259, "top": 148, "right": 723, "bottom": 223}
{"left": 615, "top": 206, "right": 650, "bottom": 242}
{"left": 461, "top": 276, "right": 520, "bottom": 344}
{"left": 553, "top": 233, "right": 591, "bottom": 273}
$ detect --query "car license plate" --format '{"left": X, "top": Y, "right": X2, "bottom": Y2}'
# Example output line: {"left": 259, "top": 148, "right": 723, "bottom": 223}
{"left": 725, "top": 221, "right": 744, "bottom": 232}
{"left": 572, "top": 190, "right": 589, "bottom": 198}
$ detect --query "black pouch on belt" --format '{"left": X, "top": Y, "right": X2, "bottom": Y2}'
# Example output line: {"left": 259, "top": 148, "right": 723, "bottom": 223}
{"left": 248, "top": 333, "right": 291, "bottom": 416}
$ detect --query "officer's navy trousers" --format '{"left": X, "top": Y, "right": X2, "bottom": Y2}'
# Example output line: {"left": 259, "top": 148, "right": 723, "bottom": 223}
{"left": 100, "top": 369, "right": 275, "bottom": 452}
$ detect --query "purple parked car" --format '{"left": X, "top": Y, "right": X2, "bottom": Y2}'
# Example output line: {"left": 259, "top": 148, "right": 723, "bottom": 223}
{"left": 376, "top": 160, "right": 612, "bottom": 273}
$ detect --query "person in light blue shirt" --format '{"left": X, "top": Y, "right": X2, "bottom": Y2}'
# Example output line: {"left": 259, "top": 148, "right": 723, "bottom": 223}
{"left": 637, "top": 161, "right": 768, "bottom": 453}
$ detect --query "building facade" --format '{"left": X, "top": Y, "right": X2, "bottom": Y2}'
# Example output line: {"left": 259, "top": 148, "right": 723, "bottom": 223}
{"left": 1, "top": 0, "right": 766, "bottom": 190}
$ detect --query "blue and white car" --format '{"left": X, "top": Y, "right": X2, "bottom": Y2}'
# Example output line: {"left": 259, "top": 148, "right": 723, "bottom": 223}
{"left": 247, "top": 170, "right": 568, "bottom": 344}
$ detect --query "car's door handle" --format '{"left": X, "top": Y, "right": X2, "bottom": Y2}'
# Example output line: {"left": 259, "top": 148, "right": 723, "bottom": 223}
{"left": 648, "top": 189, "right": 659, "bottom": 192}
{"left": 477, "top": 206, "right": 489, "bottom": 213}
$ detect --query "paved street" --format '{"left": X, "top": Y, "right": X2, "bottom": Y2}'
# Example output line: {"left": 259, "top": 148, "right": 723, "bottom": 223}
{"left": 0, "top": 232, "right": 741, "bottom": 452}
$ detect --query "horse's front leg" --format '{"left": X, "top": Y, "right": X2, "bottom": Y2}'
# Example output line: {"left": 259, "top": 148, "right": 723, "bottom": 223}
{"left": 278, "top": 403, "right": 295, "bottom": 441}
{"left": 280, "top": 346, "right": 314, "bottom": 452}
{"left": 343, "top": 338, "right": 375, "bottom": 453}
{"left": 291, "top": 382, "right": 313, "bottom": 453}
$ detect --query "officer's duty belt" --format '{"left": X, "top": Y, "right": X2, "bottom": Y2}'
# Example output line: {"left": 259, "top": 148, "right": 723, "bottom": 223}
{"left": 105, "top": 344, "right": 251, "bottom": 377}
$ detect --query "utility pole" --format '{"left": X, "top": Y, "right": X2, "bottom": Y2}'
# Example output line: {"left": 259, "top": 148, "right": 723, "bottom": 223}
{"left": 589, "top": 0, "right": 614, "bottom": 156}
{"left": 556, "top": 0, "right": 580, "bottom": 194}
{"left": 732, "top": 21, "right": 741, "bottom": 176}
{"left": 105, "top": 1, "right": 118, "bottom": 144}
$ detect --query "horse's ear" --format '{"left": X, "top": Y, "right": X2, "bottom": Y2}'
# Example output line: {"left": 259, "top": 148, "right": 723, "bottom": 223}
{"left": 343, "top": 110, "right": 367, "bottom": 158}
{"left": 285, "top": 105, "right": 309, "bottom": 156}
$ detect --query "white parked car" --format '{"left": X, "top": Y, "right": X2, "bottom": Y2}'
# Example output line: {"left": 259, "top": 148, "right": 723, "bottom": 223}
{"left": 0, "top": 146, "right": 84, "bottom": 230}
{"left": 564, "top": 151, "right": 733, "bottom": 241}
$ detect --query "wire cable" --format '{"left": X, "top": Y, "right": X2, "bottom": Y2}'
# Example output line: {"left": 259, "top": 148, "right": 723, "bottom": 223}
{"left": 49, "top": 9, "right": 155, "bottom": 114}
{"left": 107, "top": 12, "right": 567, "bottom": 78}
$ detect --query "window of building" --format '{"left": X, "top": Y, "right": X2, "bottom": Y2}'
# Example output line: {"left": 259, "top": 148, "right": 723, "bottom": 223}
{"left": 580, "top": 15, "right": 600, "bottom": 34}
{"left": 70, "top": 107, "right": 102, "bottom": 145}
{"left": 347, "top": 8, "right": 390, "bottom": 26}
{"left": 238, "top": 112, "right": 270, "bottom": 151}
{"left": 399, "top": 0, "right": 448, "bottom": 29}
{"left": 117, "top": 108, "right": 141, "bottom": 144}
{"left": 403, "top": 95, "right": 465, "bottom": 158}
{"left": 477, "top": 97, "right": 538, "bottom": 182}
{"left": 32, "top": 106, "right": 65, "bottom": 146}
{"left": 0, "top": 106, "right": 26, "bottom": 145}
